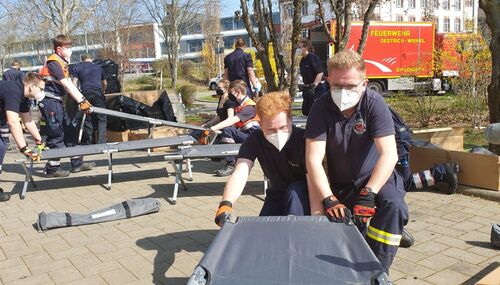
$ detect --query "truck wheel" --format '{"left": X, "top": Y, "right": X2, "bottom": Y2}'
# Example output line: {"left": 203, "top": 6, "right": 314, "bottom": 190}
{"left": 367, "top": 81, "right": 385, "bottom": 93}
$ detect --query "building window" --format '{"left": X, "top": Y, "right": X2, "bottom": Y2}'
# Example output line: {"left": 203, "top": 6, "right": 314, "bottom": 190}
{"left": 443, "top": 17, "right": 450, "bottom": 32}
{"left": 221, "top": 18, "right": 234, "bottom": 31}
{"left": 420, "top": 0, "right": 427, "bottom": 8}
{"left": 409, "top": 0, "right": 416, "bottom": 8}
{"left": 443, "top": 0, "right": 450, "bottom": 9}
{"left": 455, "top": 17, "right": 461, "bottom": 31}
{"left": 302, "top": 2, "right": 308, "bottom": 15}
{"left": 433, "top": 0, "right": 439, "bottom": 8}
{"left": 409, "top": 15, "right": 416, "bottom": 21}
{"left": 396, "top": 14, "right": 404, "bottom": 21}
{"left": 396, "top": 0, "right": 404, "bottom": 8}
{"left": 435, "top": 17, "right": 440, "bottom": 30}
{"left": 465, "top": 0, "right": 472, "bottom": 6}
{"left": 454, "top": 0, "right": 461, "bottom": 10}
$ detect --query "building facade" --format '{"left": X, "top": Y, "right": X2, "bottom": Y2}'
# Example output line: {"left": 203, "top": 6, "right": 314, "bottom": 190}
{"left": 2, "top": 13, "right": 280, "bottom": 72}
{"left": 279, "top": 0, "right": 479, "bottom": 33}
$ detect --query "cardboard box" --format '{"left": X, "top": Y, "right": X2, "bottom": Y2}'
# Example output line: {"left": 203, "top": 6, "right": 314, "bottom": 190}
{"left": 128, "top": 126, "right": 187, "bottom": 152}
{"left": 412, "top": 127, "right": 464, "bottom": 151}
{"left": 410, "top": 146, "right": 500, "bottom": 191}
{"left": 475, "top": 265, "right": 500, "bottom": 285}
{"left": 106, "top": 130, "right": 130, "bottom": 142}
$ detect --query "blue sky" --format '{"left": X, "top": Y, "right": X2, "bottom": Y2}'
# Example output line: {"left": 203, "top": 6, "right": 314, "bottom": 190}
{"left": 220, "top": 0, "right": 242, "bottom": 17}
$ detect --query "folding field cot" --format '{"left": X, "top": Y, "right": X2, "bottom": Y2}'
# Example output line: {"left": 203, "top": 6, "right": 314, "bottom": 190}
{"left": 187, "top": 216, "right": 390, "bottom": 285}
{"left": 16, "top": 136, "right": 196, "bottom": 199}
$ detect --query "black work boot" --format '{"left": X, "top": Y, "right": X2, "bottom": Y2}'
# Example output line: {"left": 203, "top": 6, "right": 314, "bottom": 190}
{"left": 46, "top": 168, "right": 70, "bottom": 178}
{"left": 215, "top": 163, "right": 235, "bottom": 177}
{"left": 71, "top": 162, "right": 96, "bottom": 173}
{"left": 0, "top": 188, "right": 11, "bottom": 202}
{"left": 399, "top": 228, "right": 415, "bottom": 248}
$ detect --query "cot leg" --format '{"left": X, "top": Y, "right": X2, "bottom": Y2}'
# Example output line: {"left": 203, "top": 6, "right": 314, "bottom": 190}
{"left": 186, "top": 159, "right": 193, "bottom": 181}
{"left": 167, "top": 160, "right": 188, "bottom": 205}
{"left": 263, "top": 175, "right": 268, "bottom": 197}
{"left": 18, "top": 160, "right": 36, "bottom": 200}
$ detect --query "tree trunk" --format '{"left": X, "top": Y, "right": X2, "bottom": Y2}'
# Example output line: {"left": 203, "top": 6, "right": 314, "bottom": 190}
{"left": 289, "top": 0, "right": 303, "bottom": 99}
{"left": 357, "top": 0, "right": 379, "bottom": 55}
{"left": 479, "top": 0, "right": 500, "bottom": 154}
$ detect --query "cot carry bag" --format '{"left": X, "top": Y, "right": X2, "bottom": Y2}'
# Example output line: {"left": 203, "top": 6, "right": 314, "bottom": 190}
{"left": 187, "top": 216, "right": 390, "bottom": 285}
{"left": 36, "top": 198, "right": 160, "bottom": 232}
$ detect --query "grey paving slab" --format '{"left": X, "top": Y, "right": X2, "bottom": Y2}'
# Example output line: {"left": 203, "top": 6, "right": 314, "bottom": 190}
{"left": 0, "top": 149, "right": 498, "bottom": 284}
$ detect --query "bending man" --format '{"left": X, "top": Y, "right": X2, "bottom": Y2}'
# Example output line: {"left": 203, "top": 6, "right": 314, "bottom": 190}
{"left": 215, "top": 91, "right": 310, "bottom": 226}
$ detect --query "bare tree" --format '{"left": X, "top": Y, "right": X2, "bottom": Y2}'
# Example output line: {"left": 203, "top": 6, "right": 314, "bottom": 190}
{"left": 479, "top": 0, "right": 500, "bottom": 154}
{"left": 90, "top": 0, "right": 143, "bottom": 89}
{"left": 143, "top": 0, "right": 202, "bottom": 90}
{"left": 315, "top": 0, "right": 381, "bottom": 55}
{"left": 26, "top": 0, "right": 103, "bottom": 36}
{"left": 201, "top": 0, "right": 221, "bottom": 80}
{"left": 288, "top": 0, "right": 303, "bottom": 99}
{"left": 238, "top": 0, "right": 287, "bottom": 91}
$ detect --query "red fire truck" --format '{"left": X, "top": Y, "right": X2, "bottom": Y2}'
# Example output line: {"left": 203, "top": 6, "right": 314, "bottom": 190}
{"left": 311, "top": 21, "right": 461, "bottom": 93}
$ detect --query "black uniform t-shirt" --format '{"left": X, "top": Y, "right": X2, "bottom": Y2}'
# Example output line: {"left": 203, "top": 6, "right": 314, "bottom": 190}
{"left": 299, "top": 53, "right": 323, "bottom": 85}
{"left": 0, "top": 81, "right": 30, "bottom": 116}
{"left": 71, "top": 62, "right": 105, "bottom": 93}
{"left": 216, "top": 97, "right": 238, "bottom": 121}
{"left": 2, "top": 68, "right": 24, "bottom": 83}
{"left": 304, "top": 89, "right": 395, "bottom": 188}
{"left": 238, "top": 126, "right": 307, "bottom": 192}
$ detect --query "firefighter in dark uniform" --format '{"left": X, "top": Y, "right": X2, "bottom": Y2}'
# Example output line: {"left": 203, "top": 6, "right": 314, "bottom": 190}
{"left": 224, "top": 37, "right": 261, "bottom": 98}
{"left": 299, "top": 39, "right": 327, "bottom": 116}
{"left": 1, "top": 60, "right": 25, "bottom": 147}
{"left": 2, "top": 61, "right": 24, "bottom": 82}
{"left": 305, "top": 50, "right": 408, "bottom": 273}
{"left": 215, "top": 91, "right": 310, "bottom": 225}
{"left": 38, "top": 34, "right": 95, "bottom": 177}
{"left": 71, "top": 54, "right": 108, "bottom": 144}
{"left": 0, "top": 73, "right": 46, "bottom": 201}
{"left": 209, "top": 80, "right": 260, "bottom": 177}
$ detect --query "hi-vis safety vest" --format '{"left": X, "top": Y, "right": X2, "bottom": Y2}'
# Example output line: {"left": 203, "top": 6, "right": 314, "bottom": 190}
{"left": 234, "top": 97, "right": 260, "bottom": 130}
{"left": 39, "top": 54, "right": 69, "bottom": 83}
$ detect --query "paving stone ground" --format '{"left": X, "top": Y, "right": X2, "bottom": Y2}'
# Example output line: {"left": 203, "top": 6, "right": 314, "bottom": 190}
{"left": 0, "top": 148, "right": 498, "bottom": 285}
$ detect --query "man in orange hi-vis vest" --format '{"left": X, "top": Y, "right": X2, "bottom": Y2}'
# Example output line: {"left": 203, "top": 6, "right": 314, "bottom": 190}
{"left": 38, "top": 34, "right": 95, "bottom": 177}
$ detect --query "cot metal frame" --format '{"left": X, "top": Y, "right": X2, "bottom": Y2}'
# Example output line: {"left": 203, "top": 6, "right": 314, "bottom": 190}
{"left": 16, "top": 136, "right": 196, "bottom": 199}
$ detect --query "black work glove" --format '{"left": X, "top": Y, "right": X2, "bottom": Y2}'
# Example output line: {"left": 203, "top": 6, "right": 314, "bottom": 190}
{"left": 353, "top": 187, "right": 377, "bottom": 224}
{"left": 305, "top": 84, "right": 317, "bottom": 94}
{"left": 322, "top": 195, "right": 351, "bottom": 223}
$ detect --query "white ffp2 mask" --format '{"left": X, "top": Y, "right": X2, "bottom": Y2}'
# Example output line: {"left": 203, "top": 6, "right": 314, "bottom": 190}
{"left": 331, "top": 89, "right": 361, "bottom": 111}
{"left": 265, "top": 132, "right": 291, "bottom": 151}
{"left": 34, "top": 91, "right": 46, "bottom": 102}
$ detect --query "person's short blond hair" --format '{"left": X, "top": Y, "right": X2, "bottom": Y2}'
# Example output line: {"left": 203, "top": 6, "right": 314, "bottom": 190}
{"left": 218, "top": 79, "right": 229, "bottom": 89}
{"left": 256, "top": 91, "right": 291, "bottom": 121}
{"left": 229, "top": 80, "right": 247, "bottom": 94}
{"left": 327, "top": 50, "right": 366, "bottom": 78}
{"left": 23, "top": 73, "right": 43, "bottom": 86}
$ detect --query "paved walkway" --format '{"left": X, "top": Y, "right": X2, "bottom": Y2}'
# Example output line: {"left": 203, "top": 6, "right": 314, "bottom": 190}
{"left": 0, "top": 148, "right": 498, "bottom": 285}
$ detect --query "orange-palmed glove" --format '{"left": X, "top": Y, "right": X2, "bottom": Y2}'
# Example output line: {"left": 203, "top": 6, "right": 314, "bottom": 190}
{"left": 215, "top": 200, "right": 233, "bottom": 227}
